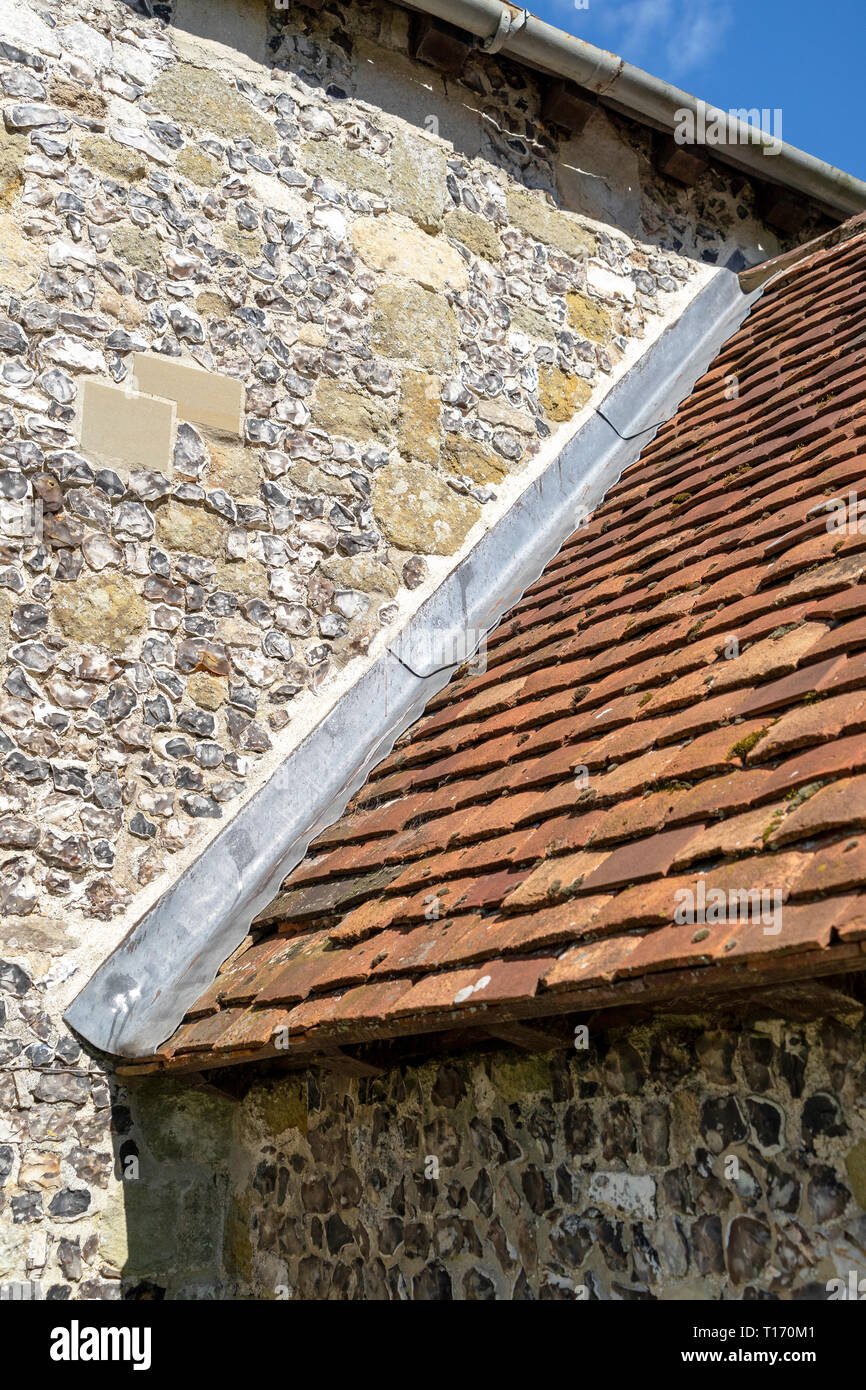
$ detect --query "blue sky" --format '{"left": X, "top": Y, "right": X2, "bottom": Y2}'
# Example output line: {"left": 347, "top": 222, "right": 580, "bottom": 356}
{"left": 535, "top": 0, "right": 864, "bottom": 179}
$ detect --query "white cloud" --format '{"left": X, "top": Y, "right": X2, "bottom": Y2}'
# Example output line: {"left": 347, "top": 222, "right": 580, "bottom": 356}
{"left": 591, "top": 0, "right": 733, "bottom": 76}
{"left": 607, "top": 0, "right": 675, "bottom": 53}
{"left": 669, "top": 5, "right": 733, "bottom": 70}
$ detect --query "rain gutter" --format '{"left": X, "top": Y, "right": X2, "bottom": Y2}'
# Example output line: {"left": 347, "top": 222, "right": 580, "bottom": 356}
{"left": 402, "top": 0, "right": 866, "bottom": 221}
{"left": 65, "top": 267, "right": 759, "bottom": 1059}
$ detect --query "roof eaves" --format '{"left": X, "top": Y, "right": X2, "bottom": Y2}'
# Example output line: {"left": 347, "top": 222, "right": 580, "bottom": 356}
{"left": 402, "top": 0, "right": 866, "bottom": 220}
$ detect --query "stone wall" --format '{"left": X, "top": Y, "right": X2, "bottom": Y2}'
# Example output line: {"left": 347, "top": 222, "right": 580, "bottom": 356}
{"left": 22, "top": 1002, "right": 865, "bottom": 1300}
{"left": 0, "top": 0, "right": 834, "bottom": 1297}
{"left": 226, "top": 1006, "right": 866, "bottom": 1301}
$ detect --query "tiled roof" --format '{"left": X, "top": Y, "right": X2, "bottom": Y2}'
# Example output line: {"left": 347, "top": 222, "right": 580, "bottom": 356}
{"left": 131, "top": 223, "right": 866, "bottom": 1075}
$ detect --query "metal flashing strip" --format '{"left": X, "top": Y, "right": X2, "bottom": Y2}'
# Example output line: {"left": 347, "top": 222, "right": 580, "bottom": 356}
{"left": 65, "top": 268, "right": 758, "bottom": 1059}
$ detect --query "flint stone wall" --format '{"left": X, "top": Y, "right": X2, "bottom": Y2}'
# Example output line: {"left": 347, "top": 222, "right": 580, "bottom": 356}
{"left": 83, "top": 1008, "right": 866, "bottom": 1301}
{"left": 227, "top": 1011, "right": 866, "bottom": 1302}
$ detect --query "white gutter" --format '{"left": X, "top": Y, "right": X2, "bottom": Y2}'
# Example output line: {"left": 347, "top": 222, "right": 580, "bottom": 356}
{"left": 405, "top": 0, "right": 866, "bottom": 220}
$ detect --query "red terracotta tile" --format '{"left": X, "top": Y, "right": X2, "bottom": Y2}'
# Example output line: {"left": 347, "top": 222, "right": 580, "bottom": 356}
{"left": 591, "top": 877, "right": 683, "bottom": 933}
{"left": 394, "top": 955, "right": 557, "bottom": 1016}
{"left": 453, "top": 791, "right": 548, "bottom": 844}
{"left": 372, "top": 914, "right": 498, "bottom": 972}
{"left": 591, "top": 792, "right": 672, "bottom": 845}
{"left": 542, "top": 934, "right": 645, "bottom": 992}
{"left": 814, "top": 650, "right": 866, "bottom": 696}
{"left": 769, "top": 776, "right": 866, "bottom": 845}
{"left": 384, "top": 854, "right": 454, "bottom": 897}
{"left": 747, "top": 690, "right": 866, "bottom": 762}
{"left": 253, "top": 944, "right": 344, "bottom": 1005}
{"left": 184, "top": 974, "right": 228, "bottom": 1020}
{"left": 455, "top": 828, "right": 540, "bottom": 873}
{"left": 682, "top": 796, "right": 786, "bottom": 852}
{"left": 282, "top": 992, "right": 346, "bottom": 1035}
{"left": 664, "top": 721, "right": 768, "bottom": 781}
{"left": 219, "top": 932, "right": 329, "bottom": 1006}
{"left": 707, "top": 623, "right": 830, "bottom": 693}
{"left": 790, "top": 836, "right": 866, "bottom": 897}
{"left": 809, "top": 584, "right": 866, "bottom": 621}
{"left": 399, "top": 876, "right": 479, "bottom": 924}
{"left": 650, "top": 690, "right": 748, "bottom": 743}
{"left": 701, "top": 599, "right": 812, "bottom": 647}
{"left": 834, "top": 894, "right": 866, "bottom": 942}
{"left": 529, "top": 779, "right": 599, "bottom": 822}
{"left": 775, "top": 553, "right": 866, "bottom": 606}
{"left": 163, "top": 1009, "right": 242, "bottom": 1056}
{"left": 516, "top": 807, "right": 606, "bottom": 859}
{"left": 453, "top": 867, "right": 533, "bottom": 912}
{"left": 580, "top": 824, "right": 706, "bottom": 893}
{"left": 497, "top": 895, "right": 613, "bottom": 951}
{"left": 804, "top": 615, "right": 866, "bottom": 661}
{"left": 589, "top": 748, "right": 679, "bottom": 805}
{"left": 218, "top": 1007, "right": 291, "bottom": 1052}
{"left": 616, "top": 918, "right": 721, "bottom": 977}
{"left": 713, "top": 898, "right": 843, "bottom": 963}
{"left": 324, "top": 978, "right": 415, "bottom": 1027}
{"left": 694, "top": 564, "right": 765, "bottom": 612}
{"left": 328, "top": 896, "right": 409, "bottom": 944}
{"left": 699, "top": 851, "right": 808, "bottom": 901}
{"left": 733, "top": 657, "right": 843, "bottom": 717}
{"left": 501, "top": 849, "right": 609, "bottom": 911}
{"left": 593, "top": 715, "right": 669, "bottom": 763}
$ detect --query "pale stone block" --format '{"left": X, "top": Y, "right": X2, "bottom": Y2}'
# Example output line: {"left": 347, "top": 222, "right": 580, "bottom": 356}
{"left": 133, "top": 352, "right": 245, "bottom": 435}
{"left": 78, "top": 377, "right": 176, "bottom": 472}
{"left": 352, "top": 215, "right": 468, "bottom": 292}
{"left": 587, "top": 261, "right": 636, "bottom": 303}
